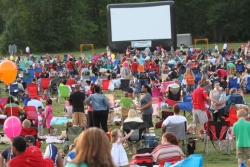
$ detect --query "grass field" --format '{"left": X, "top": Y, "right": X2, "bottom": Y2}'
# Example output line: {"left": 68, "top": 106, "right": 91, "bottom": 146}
{"left": 0, "top": 42, "right": 248, "bottom": 166}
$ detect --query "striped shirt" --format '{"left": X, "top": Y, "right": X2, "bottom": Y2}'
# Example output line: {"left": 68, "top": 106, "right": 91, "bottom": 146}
{"left": 151, "top": 144, "right": 183, "bottom": 166}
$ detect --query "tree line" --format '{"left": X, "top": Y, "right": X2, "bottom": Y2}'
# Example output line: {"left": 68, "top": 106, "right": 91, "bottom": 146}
{"left": 0, "top": 0, "right": 249, "bottom": 55}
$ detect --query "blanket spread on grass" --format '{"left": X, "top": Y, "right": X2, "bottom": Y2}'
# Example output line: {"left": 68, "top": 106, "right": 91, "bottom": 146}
{"left": 51, "top": 117, "right": 72, "bottom": 125}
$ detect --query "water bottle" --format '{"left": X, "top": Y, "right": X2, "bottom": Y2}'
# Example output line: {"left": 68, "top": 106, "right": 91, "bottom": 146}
{"left": 239, "top": 161, "right": 246, "bottom": 167}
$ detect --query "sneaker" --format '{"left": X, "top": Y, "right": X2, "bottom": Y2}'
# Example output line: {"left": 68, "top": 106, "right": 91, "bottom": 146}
{"left": 53, "top": 128, "right": 57, "bottom": 135}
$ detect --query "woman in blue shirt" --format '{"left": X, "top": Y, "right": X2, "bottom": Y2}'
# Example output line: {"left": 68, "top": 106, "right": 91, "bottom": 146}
{"left": 85, "top": 85, "right": 110, "bottom": 132}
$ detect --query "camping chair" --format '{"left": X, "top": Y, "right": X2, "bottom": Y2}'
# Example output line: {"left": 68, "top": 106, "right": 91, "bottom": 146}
{"left": 27, "top": 84, "right": 40, "bottom": 100}
{"left": 236, "top": 64, "right": 244, "bottom": 73}
{"left": 27, "top": 69, "right": 35, "bottom": 78}
{"left": 58, "top": 85, "right": 70, "bottom": 104}
{"left": 225, "top": 95, "right": 244, "bottom": 115}
{"left": 228, "top": 78, "right": 240, "bottom": 90}
{"left": 63, "top": 126, "right": 84, "bottom": 153}
{"left": 50, "top": 78, "right": 60, "bottom": 94}
{"left": 9, "top": 84, "right": 21, "bottom": 101}
{"left": 194, "top": 74, "right": 202, "bottom": 88}
{"left": 89, "top": 76, "right": 98, "bottom": 83}
{"left": 160, "top": 81, "right": 174, "bottom": 94}
{"left": 5, "top": 107, "right": 19, "bottom": 117}
{"left": 168, "top": 87, "right": 181, "bottom": 101}
{"left": 123, "top": 122, "right": 147, "bottom": 152}
{"left": 224, "top": 108, "right": 238, "bottom": 127}
{"left": 102, "top": 80, "right": 110, "bottom": 92}
{"left": 161, "top": 110, "right": 174, "bottom": 120}
{"left": 183, "top": 94, "right": 192, "bottom": 102}
{"left": 40, "top": 78, "right": 51, "bottom": 93}
{"left": 22, "top": 78, "right": 32, "bottom": 84}
{"left": 204, "top": 121, "right": 230, "bottom": 155}
{"left": 20, "top": 128, "right": 41, "bottom": 148}
{"left": 164, "top": 121, "right": 188, "bottom": 154}
{"left": 66, "top": 79, "right": 76, "bottom": 87}
{"left": 178, "top": 102, "right": 193, "bottom": 119}
{"left": 24, "top": 106, "right": 37, "bottom": 121}
{"left": 35, "top": 68, "right": 42, "bottom": 78}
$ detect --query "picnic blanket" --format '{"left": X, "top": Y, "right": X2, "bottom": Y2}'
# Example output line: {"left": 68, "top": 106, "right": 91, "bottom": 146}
{"left": 51, "top": 117, "right": 72, "bottom": 125}
{"left": 45, "top": 136, "right": 63, "bottom": 144}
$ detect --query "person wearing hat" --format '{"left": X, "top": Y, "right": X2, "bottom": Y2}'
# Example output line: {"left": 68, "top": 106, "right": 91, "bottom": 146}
{"left": 14, "top": 78, "right": 25, "bottom": 92}
{"left": 69, "top": 84, "right": 86, "bottom": 128}
{"left": 0, "top": 135, "right": 35, "bottom": 167}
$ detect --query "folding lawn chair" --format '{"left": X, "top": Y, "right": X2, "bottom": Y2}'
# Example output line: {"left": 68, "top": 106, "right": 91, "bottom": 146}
{"left": 27, "top": 84, "right": 40, "bottom": 100}
{"left": 40, "top": 78, "right": 51, "bottom": 93}
{"left": 24, "top": 106, "right": 38, "bottom": 121}
{"left": 27, "top": 69, "right": 35, "bottom": 78}
{"left": 63, "top": 126, "right": 84, "bottom": 154}
{"left": 20, "top": 128, "right": 41, "bottom": 148}
{"left": 22, "top": 78, "right": 32, "bottom": 84}
{"left": 89, "top": 76, "right": 98, "bottom": 83}
{"left": 102, "top": 80, "right": 110, "bottom": 92}
{"left": 58, "top": 85, "right": 70, "bottom": 104}
{"left": 123, "top": 122, "right": 147, "bottom": 152}
{"left": 9, "top": 84, "right": 21, "bottom": 101}
{"left": 66, "top": 79, "right": 76, "bottom": 87}
{"left": 164, "top": 121, "right": 188, "bottom": 154}
{"left": 204, "top": 121, "right": 230, "bottom": 155}
{"left": 178, "top": 102, "right": 193, "bottom": 119}
{"left": 5, "top": 107, "right": 19, "bottom": 117}
{"left": 228, "top": 78, "right": 240, "bottom": 90}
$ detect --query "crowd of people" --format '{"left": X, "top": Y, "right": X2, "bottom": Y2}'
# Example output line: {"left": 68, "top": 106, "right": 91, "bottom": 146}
{"left": 0, "top": 42, "right": 250, "bottom": 166}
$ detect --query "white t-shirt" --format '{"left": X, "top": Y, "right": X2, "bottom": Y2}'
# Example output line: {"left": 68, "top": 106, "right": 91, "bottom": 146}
{"left": 208, "top": 58, "right": 216, "bottom": 65}
{"left": 163, "top": 115, "right": 187, "bottom": 126}
{"left": 26, "top": 47, "right": 30, "bottom": 53}
{"left": 223, "top": 43, "right": 227, "bottom": 50}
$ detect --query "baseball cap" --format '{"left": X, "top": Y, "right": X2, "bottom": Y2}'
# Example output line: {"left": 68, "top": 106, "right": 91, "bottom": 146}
{"left": 25, "top": 135, "right": 35, "bottom": 144}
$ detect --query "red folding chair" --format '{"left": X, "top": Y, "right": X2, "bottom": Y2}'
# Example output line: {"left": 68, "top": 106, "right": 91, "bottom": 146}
{"left": 66, "top": 79, "right": 76, "bottom": 87}
{"left": 56, "top": 55, "right": 61, "bottom": 60}
{"left": 102, "top": 80, "right": 110, "bottom": 91}
{"left": 20, "top": 128, "right": 41, "bottom": 148}
{"left": 24, "top": 106, "right": 38, "bottom": 121}
{"left": 27, "top": 84, "right": 40, "bottom": 100}
{"left": 5, "top": 107, "right": 19, "bottom": 117}
{"left": 41, "top": 78, "right": 50, "bottom": 90}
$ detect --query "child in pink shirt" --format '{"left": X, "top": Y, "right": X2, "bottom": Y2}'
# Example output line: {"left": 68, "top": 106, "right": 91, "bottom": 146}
{"left": 44, "top": 98, "right": 57, "bottom": 136}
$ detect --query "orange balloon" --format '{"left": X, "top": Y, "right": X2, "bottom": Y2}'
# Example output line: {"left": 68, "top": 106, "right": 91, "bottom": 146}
{"left": 0, "top": 60, "right": 17, "bottom": 85}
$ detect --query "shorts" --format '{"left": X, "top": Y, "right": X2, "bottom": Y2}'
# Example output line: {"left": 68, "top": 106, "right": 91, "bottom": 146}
{"left": 236, "top": 147, "right": 250, "bottom": 159}
{"left": 193, "top": 109, "right": 208, "bottom": 125}
{"left": 72, "top": 112, "right": 87, "bottom": 128}
{"left": 142, "top": 114, "right": 152, "bottom": 128}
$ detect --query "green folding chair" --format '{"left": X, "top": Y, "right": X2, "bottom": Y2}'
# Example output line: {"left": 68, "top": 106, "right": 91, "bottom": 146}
{"left": 58, "top": 85, "right": 70, "bottom": 104}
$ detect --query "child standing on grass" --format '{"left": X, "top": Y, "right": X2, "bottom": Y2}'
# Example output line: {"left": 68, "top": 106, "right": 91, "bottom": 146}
{"left": 111, "top": 129, "right": 134, "bottom": 167}
{"left": 38, "top": 106, "right": 44, "bottom": 135}
{"left": 44, "top": 98, "right": 57, "bottom": 136}
{"left": 232, "top": 109, "right": 250, "bottom": 167}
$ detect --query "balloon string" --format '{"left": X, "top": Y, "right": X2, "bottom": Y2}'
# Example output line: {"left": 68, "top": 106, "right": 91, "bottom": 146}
{"left": 8, "top": 86, "right": 14, "bottom": 138}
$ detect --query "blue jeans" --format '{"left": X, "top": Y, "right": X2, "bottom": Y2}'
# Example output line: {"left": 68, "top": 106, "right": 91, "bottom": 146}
{"left": 68, "top": 70, "right": 74, "bottom": 78}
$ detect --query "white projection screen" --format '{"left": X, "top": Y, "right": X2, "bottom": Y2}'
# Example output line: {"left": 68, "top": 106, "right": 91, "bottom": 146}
{"left": 110, "top": 5, "right": 171, "bottom": 42}
{"left": 107, "top": 1, "right": 176, "bottom": 52}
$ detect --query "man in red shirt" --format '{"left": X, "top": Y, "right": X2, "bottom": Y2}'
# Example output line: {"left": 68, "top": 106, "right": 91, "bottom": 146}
{"left": 131, "top": 59, "right": 139, "bottom": 78}
{"left": 215, "top": 68, "right": 227, "bottom": 79}
{"left": 66, "top": 58, "right": 74, "bottom": 78}
{"left": 9, "top": 136, "right": 54, "bottom": 167}
{"left": 192, "top": 83, "right": 210, "bottom": 140}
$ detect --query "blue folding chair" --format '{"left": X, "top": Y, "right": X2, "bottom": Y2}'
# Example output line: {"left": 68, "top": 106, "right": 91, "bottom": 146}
{"left": 89, "top": 76, "right": 98, "bottom": 83}
{"left": 35, "top": 68, "right": 42, "bottom": 73}
{"left": 63, "top": 55, "right": 67, "bottom": 62}
{"left": 27, "top": 69, "right": 35, "bottom": 78}
{"left": 183, "top": 94, "right": 192, "bottom": 102}
{"left": 236, "top": 64, "right": 244, "bottom": 73}
{"left": 192, "top": 68, "right": 199, "bottom": 74}
{"left": 9, "top": 84, "right": 21, "bottom": 101}
{"left": 22, "top": 78, "right": 32, "bottom": 84}
{"left": 229, "top": 78, "right": 240, "bottom": 90}
{"left": 195, "top": 73, "right": 202, "bottom": 88}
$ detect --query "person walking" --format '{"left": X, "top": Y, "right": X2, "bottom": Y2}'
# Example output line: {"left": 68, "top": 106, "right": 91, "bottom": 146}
{"left": 69, "top": 84, "right": 87, "bottom": 128}
{"left": 192, "top": 83, "right": 210, "bottom": 140}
